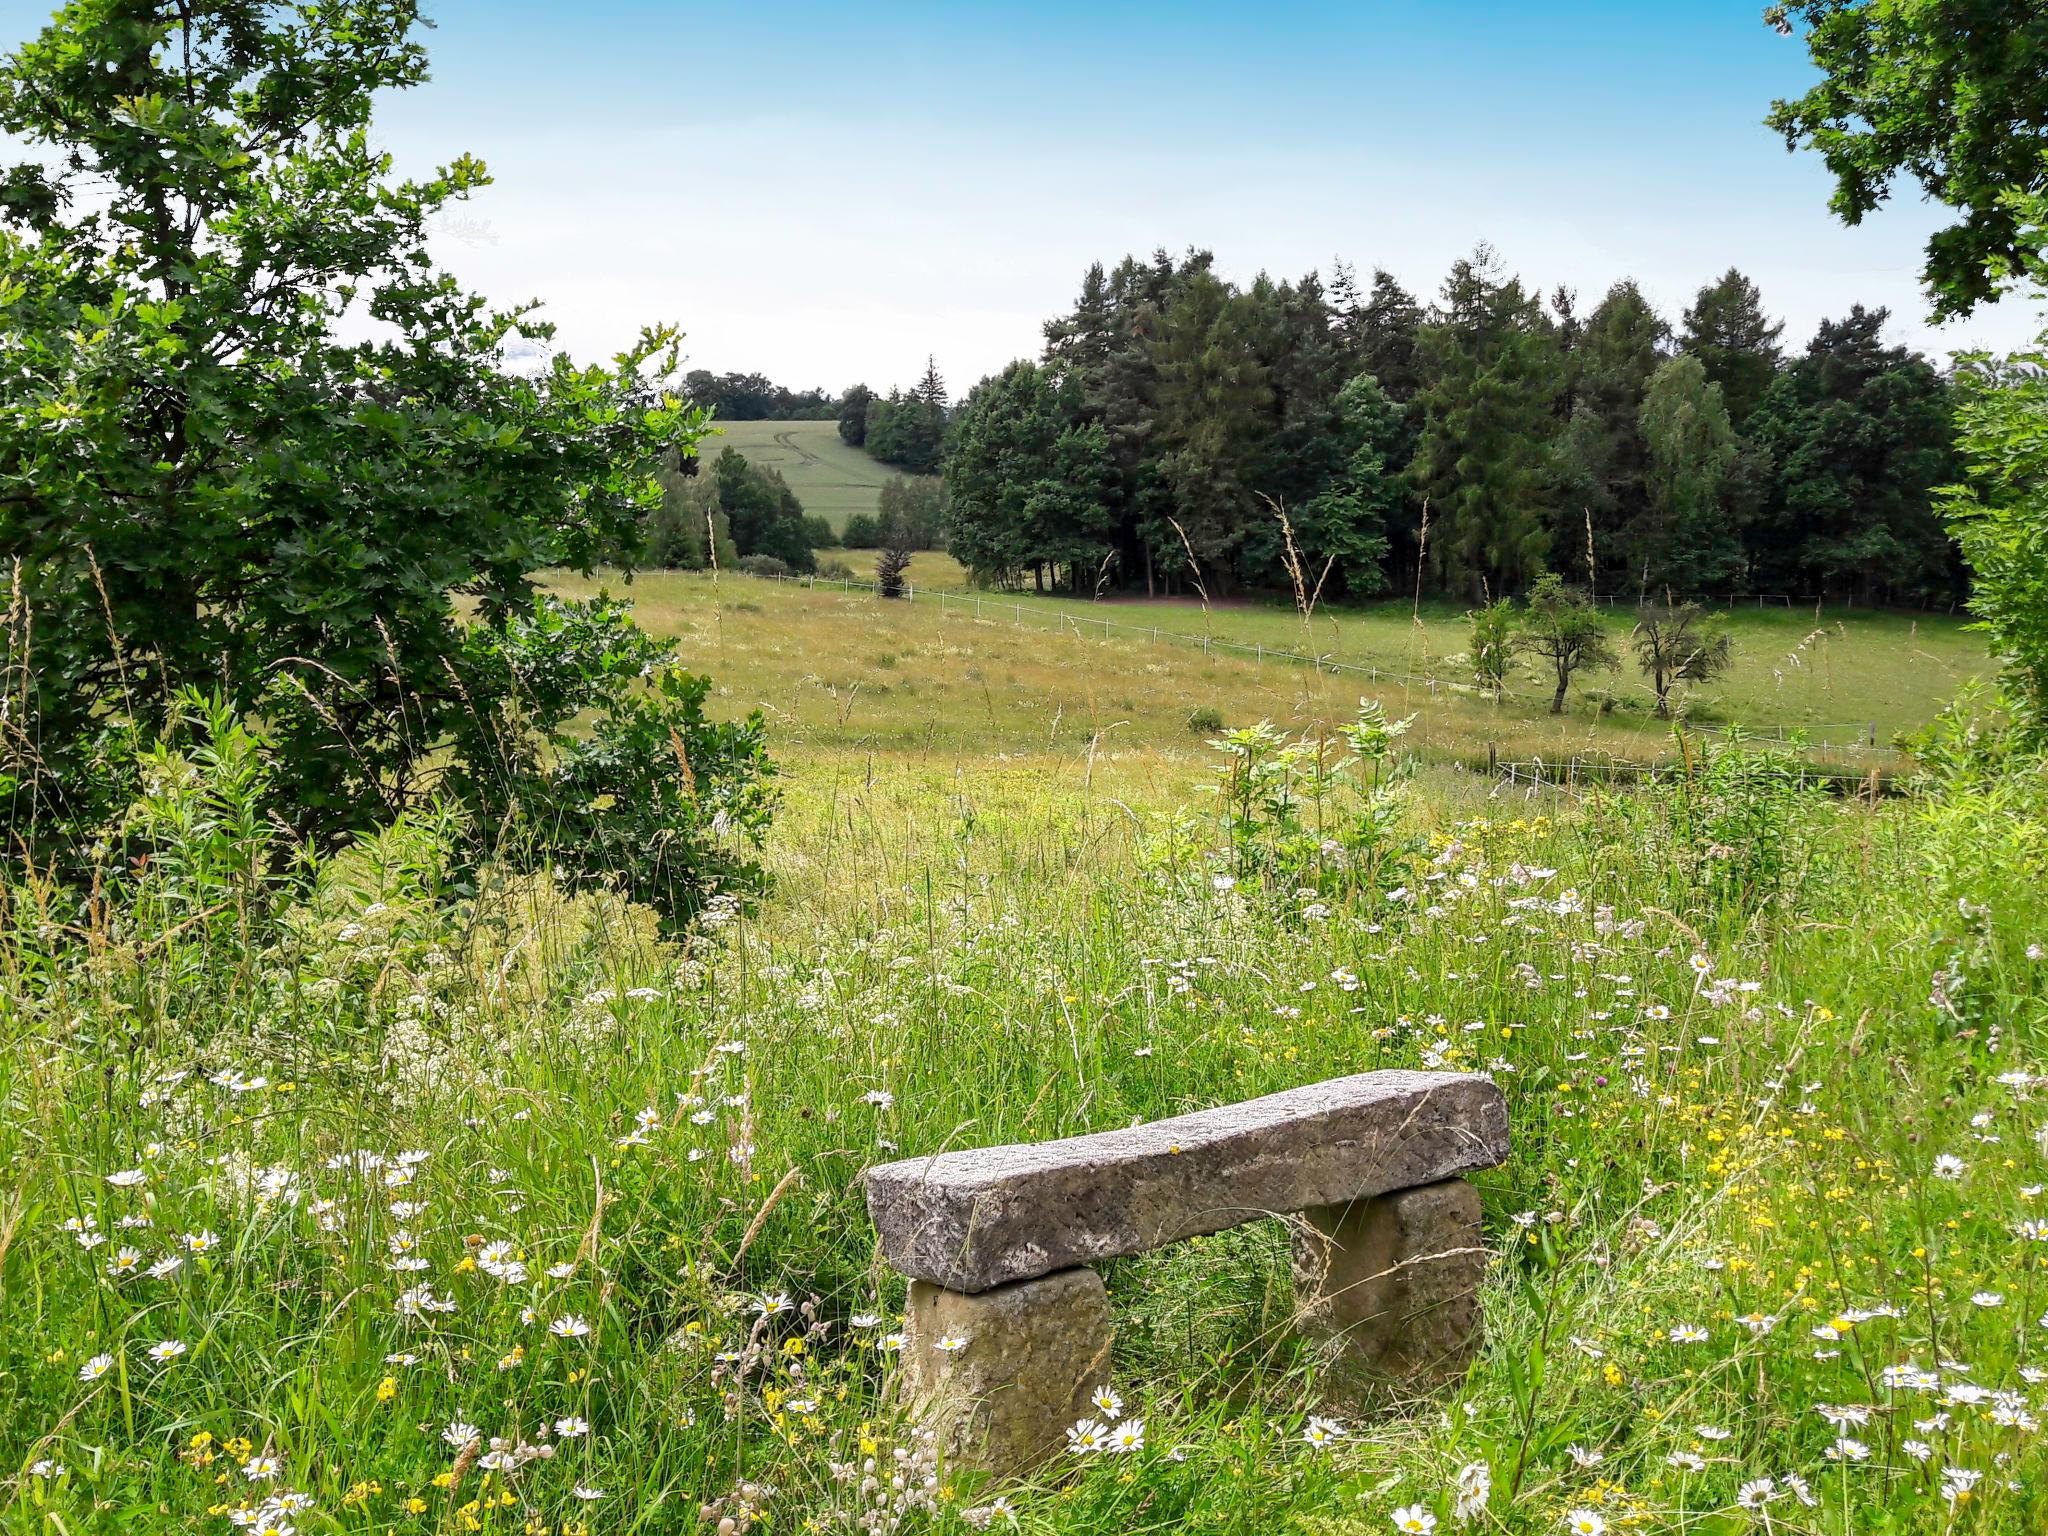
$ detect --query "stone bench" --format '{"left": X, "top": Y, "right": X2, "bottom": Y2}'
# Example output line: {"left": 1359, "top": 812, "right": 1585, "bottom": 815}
{"left": 863, "top": 1069, "right": 1509, "bottom": 1474}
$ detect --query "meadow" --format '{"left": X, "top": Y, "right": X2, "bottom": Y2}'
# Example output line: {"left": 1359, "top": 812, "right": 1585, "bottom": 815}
{"left": 7, "top": 685, "right": 2048, "bottom": 1535}
{"left": 695, "top": 421, "right": 914, "bottom": 532}
{"left": 552, "top": 567, "right": 1989, "bottom": 770}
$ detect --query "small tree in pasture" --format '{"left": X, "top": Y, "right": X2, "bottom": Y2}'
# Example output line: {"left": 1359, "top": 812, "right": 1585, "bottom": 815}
{"left": 1632, "top": 602, "right": 1734, "bottom": 718}
{"left": 876, "top": 521, "right": 914, "bottom": 598}
{"left": 1469, "top": 599, "right": 1517, "bottom": 699}
{"left": 1516, "top": 575, "right": 1618, "bottom": 714}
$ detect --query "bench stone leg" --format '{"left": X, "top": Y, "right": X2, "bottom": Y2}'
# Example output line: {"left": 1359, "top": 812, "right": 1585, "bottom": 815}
{"left": 1289, "top": 1176, "right": 1486, "bottom": 1389}
{"left": 901, "top": 1266, "right": 1112, "bottom": 1479}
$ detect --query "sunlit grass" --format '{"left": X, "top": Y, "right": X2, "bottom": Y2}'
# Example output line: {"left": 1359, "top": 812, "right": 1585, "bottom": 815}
{"left": 556, "top": 568, "right": 1986, "bottom": 771}
{"left": 6, "top": 719, "right": 2047, "bottom": 1533}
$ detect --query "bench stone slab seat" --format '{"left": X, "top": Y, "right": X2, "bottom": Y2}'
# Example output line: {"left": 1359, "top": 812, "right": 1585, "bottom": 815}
{"left": 865, "top": 1069, "right": 1509, "bottom": 1294}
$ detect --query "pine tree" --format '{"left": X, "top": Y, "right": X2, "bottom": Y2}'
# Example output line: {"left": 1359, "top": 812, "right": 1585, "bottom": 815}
{"left": 1151, "top": 268, "right": 1274, "bottom": 587}
{"left": 1349, "top": 269, "right": 1424, "bottom": 401}
{"left": 1679, "top": 269, "right": 1783, "bottom": 428}
{"left": 1557, "top": 280, "right": 1670, "bottom": 588}
{"left": 1409, "top": 248, "right": 1563, "bottom": 598}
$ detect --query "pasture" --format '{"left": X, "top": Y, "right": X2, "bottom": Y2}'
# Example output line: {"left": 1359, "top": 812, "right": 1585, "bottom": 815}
{"left": 561, "top": 567, "right": 1991, "bottom": 768}
{"left": 693, "top": 419, "right": 915, "bottom": 531}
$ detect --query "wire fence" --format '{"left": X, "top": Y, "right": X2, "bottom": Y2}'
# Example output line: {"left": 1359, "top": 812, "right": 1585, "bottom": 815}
{"left": 1489, "top": 755, "right": 1901, "bottom": 800}
{"left": 748, "top": 569, "right": 1910, "bottom": 759}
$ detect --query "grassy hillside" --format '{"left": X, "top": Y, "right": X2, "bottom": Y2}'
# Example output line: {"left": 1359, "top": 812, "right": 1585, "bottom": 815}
{"left": 560, "top": 567, "right": 1990, "bottom": 767}
{"left": 695, "top": 418, "right": 916, "bottom": 531}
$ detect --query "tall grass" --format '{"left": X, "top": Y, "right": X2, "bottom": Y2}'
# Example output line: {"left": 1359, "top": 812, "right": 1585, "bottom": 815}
{"left": 4, "top": 715, "right": 2047, "bottom": 1533}
{"left": 552, "top": 570, "right": 1987, "bottom": 770}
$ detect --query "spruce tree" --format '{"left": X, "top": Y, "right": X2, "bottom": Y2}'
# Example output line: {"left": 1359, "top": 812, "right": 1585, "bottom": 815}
{"left": 1349, "top": 270, "right": 1425, "bottom": 402}
{"left": 1557, "top": 280, "right": 1671, "bottom": 588}
{"left": 1679, "top": 269, "right": 1784, "bottom": 428}
{"left": 1409, "top": 248, "right": 1563, "bottom": 598}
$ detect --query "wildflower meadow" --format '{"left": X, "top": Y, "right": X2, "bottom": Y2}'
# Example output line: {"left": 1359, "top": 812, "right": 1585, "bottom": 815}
{"left": 6, "top": 699, "right": 2048, "bottom": 1535}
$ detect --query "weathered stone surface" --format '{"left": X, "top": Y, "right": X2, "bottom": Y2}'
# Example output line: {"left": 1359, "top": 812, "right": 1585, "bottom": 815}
{"left": 1290, "top": 1177, "right": 1487, "bottom": 1389}
{"left": 901, "top": 1267, "right": 1112, "bottom": 1477}
{"left": 865, "top": 1070, "right": 1507, "bottom": 1293}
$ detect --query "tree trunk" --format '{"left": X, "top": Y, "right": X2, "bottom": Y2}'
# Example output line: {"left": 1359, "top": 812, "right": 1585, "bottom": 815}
{"left": 1551, "top": 677, "right": 1569, "bottom": 715}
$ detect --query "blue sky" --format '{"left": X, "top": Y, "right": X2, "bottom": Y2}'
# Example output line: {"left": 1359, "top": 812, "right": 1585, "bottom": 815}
{"left": 6, "top": 0, "right": 2042, "bottom": 390}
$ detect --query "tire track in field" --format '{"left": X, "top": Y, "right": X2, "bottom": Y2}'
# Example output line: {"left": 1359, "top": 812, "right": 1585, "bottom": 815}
{"left": 772, "top": 428, "right": 823, "bottom": 467}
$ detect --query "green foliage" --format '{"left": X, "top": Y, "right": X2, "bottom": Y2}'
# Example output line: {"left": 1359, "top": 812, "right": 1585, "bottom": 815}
{"left": 1515, "top": 575, "right": 1618, "bottom": 714}
{"left": 1638, "top": 355, "right": 1742, "bottom": 592}
{"left": 682, "top": 369, "right": 837, "bottom": 420}
{"left": 1200, "top": 701, "right": 1416, "bottom": 899}
{"left": 1655, "top": 729, "right": 1824, "bottom": 913}
{"left": 1679, "top": 267, "right": 1784, "bottom": 428}
{"left": 838, "top": 382, "right": 874, "bottom": 446}
{"left": 1630, "top": 601, "right": 1735, "bottom": 718}
{"left": 1186, "top": 704, "right": 1226, "bottom": 734}
{"left": 944, "top": 359, "right": 1112, "bottom": 590}
{"left": 949, "top": 244, "right": 1959, "bottom": 608}
{"left": 1555, "top": 280, "right": 1668, "bottom": 587}
{"left": 641, "top": 466, "right": 737, "bottom": 570}
{"left": 1469, "top": 599, "right": 1517, "bottom": 698}
{"left": 863, "top": 358, "right": 950, "bottom": 474}
{"left": 875, "top": 474, "right": 948, "bottom": 551}
{"left": 1766, "top": 0, "right": 2048, "bottom": 317}
{"left": 1743, "top": 306, "right": 1960, "bottom": 603}
{"left": 1411, "top": 247, "right": 1561, "bottom": 597}
{"left": 1941, "top": 325, "right": 2048, "bottom": 740}
{"left": 712, "top": 448, "right": 817, "bottom": 572}
{"left": 447, "top": 593, "right": 776, "bottom": 927}
{"left": 1247, "top": 374, "right": 1399, "bottom": 600}
{"left": 841, "top": 512, "right": 881, "bottom": 548}
{"left": 0, "top": 0, "right": 716, "bottom": 883}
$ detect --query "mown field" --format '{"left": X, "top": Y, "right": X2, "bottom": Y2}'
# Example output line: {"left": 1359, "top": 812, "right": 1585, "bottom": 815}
{"left": 557, "top": 566, "right": 1990, "bottom": 770}
{"left": 695, "top": 420, "right": 912, "bottom": 531}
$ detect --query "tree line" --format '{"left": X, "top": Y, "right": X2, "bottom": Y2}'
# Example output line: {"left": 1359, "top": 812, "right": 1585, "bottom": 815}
{"left": 940, "top": 247, "right": 1962, "bottom": 607}
{"left": 681, "top": 370, "right": 839, "bottom": 421}
{"left": 837, "top": 359, "right": 951, "bottom": 475}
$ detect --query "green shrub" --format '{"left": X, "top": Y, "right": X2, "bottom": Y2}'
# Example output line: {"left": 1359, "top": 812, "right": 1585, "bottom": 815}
{"left": 737, "top": 554, "right": 795, "bottom": 578}
{"left": 1186, "top": 705, "right": 1226, "bottom": 734}
{"left": 448, "top": 594, "right": 778, "bottom": 930}
{"left": 842, "top": 512, "right": 882, "bottom": 548}
{"left": 1943, "top": 324, "right": 2048, "bottom": 742}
